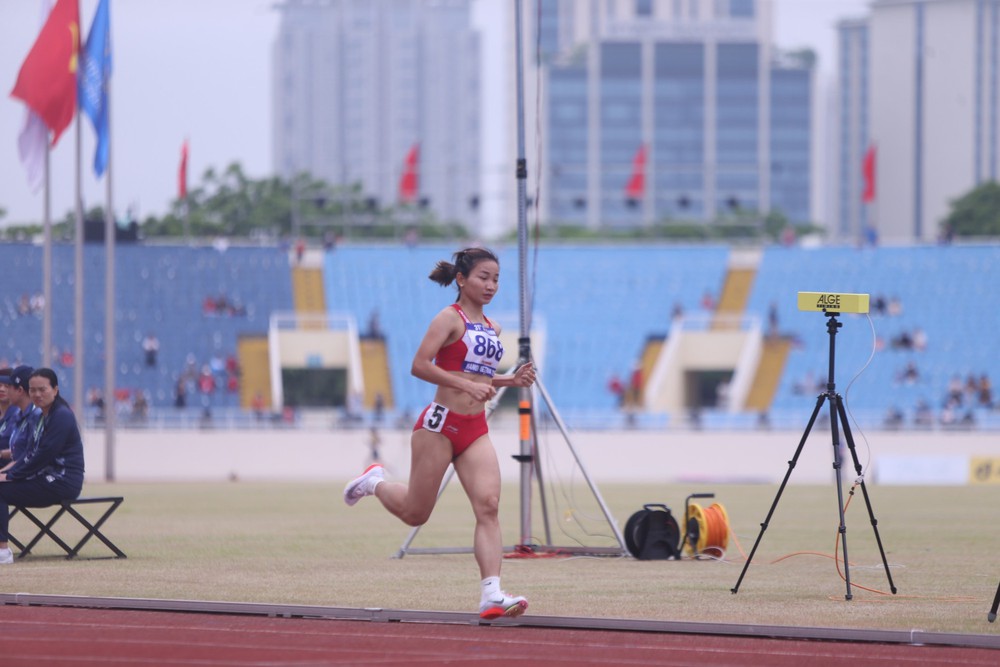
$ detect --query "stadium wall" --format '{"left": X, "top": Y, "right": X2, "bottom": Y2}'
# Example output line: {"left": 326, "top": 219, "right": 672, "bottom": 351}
{"left": 80, "top": 427, "right": 998, "bottom": 487}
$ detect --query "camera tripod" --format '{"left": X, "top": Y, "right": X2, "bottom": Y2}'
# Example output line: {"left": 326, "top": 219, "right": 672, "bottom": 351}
{"left": 731, "top": 310, "right": 897, "bottom": 600}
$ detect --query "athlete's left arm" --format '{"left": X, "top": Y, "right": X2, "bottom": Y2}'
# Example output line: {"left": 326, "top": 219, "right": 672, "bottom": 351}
{"left": 493, "top": 361, "right": 536, "bottom": 388}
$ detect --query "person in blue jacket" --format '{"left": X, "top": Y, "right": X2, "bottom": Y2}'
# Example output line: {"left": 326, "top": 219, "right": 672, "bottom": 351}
{"left": 0, "top": 367, "right": 18, "bottom": 462}
{"left": 0, "top": 368, "right": 85, "bottom": 564}
{"left": 0, "top": 366, "right": 40, "bottom": 467}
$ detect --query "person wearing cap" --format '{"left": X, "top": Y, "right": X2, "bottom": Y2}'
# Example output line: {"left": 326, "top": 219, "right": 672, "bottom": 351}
{"left": 0, "top": 368, "right": 83, "bottom": 564}
{"left": 0, "top": 366, "right": 40, "bottom": 468}
{"left": 0, "top": 368, "right": 15, "bottom": 462}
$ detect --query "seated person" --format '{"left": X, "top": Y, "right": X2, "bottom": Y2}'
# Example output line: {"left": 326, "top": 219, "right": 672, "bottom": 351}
{"left": 0, "top": 368, "right": 17, "bottom": 462}
{"left": 0, "top": 368, "right": 84, "bottom": 565}
{"left": 0, "top": 366, "right": 40, "bottom": 466}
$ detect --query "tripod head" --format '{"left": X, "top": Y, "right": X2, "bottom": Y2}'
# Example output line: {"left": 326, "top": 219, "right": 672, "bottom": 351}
{"left": 797, "top": 292, "right": 869, "bottom": 391}
{"left": 797, "top": 292, "right": 870, "bottom": 314}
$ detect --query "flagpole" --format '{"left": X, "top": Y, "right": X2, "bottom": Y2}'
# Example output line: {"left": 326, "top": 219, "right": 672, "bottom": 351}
{"left": 104, "top": 76, "right": 116, "bottom": 482}
{"left": 43, "top": 140, "right": 53, "bottom": 368}
{"left": 74, "top": 105, "right": 85, "bottom": 418}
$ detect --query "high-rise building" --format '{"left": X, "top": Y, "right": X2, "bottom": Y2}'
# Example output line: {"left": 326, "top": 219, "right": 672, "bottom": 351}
{"left": 540, "top": 0, "right": 814, "bottom": 229}
{"left": 272, "top": 0, "right": 481, "bottom": 232}
{"left": 835, "top": 17, "right": 870, "bottom": 244}
{"left": 844, "top": 0, "right": 1000, "bottom": 243}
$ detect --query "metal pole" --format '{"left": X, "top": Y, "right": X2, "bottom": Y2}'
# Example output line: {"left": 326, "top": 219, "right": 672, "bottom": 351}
{"left": 513, "top": 0, "right": 534, "bottom": 547}
{"left": 104, "top": 78, "right": 116, "bottom": 481}
{"left": 74, "top": 109, "right": 85, "bottom": 417}
{"left": 43, "top": 141, "right": 52, "bottom": 368}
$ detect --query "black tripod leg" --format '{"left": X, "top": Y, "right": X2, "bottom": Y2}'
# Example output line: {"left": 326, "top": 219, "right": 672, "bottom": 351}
{"left": 836, "top": 396, "right": 898, "bottom": 595}
{"left": 829, "top": 394, "right": 853, "bottom": 600}
{"left": 732, "top": 393, "right": 826, "bottom": 594}
{"left": 989, "top": 580, "right": 1000, "bottom": 622}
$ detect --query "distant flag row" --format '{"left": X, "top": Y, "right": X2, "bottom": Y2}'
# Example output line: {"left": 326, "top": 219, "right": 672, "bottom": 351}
{"left": 10, "top": 0, "right": 111, "bottom": 189}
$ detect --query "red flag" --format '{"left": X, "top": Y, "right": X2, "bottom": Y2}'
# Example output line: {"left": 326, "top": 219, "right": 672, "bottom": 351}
{"left": 178, "top": 139, "right": 189, "bottom": 200}
{"left": 862, "top": 143, "right": 876, "bottom": 203}
{"left": 10, "top": 0, "right": 80, "bottom": 147}
{"left": 399, "top": 144, "right": 419, "bottom": 203}
{"left": 625, "top": 144, "right": 646, "bottom": 199}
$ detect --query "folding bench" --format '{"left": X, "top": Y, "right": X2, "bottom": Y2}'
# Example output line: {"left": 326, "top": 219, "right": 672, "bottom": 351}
{"left": 8, "top": 496, "right": 127, "bottom": 560}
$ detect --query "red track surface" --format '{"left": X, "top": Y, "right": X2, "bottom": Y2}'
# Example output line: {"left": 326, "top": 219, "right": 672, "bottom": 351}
{"left": 1, "top": 605, "right": 998, "bottom": 666}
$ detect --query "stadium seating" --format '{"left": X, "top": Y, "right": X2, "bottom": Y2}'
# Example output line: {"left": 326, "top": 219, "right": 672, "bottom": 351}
{"left": 0, "top": 243, "right": 292, "bottom": 420}
{"left": 744, "top": 245, "right": 1000, "bottom": 427}
{"left": 2, "top": 240, "right": 996, "bottom": 431}
{"left": 322, "top": 244, "right": 731, "bottom": 415}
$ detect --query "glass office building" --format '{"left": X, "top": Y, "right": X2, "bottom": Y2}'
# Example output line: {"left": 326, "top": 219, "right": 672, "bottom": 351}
{"left": 272, "top": 0, "right": 480, "bottom": 230}
{"left": 542, "top": 1, "right": 813, "bottom": 228}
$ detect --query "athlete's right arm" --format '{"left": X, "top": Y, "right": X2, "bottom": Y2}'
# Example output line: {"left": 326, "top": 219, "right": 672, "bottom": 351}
{"left": 411, "top": 308, "right": 494, "bottom": 401}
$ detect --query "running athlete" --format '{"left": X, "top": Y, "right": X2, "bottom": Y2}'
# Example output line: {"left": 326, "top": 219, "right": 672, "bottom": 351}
{"left": 344, "top": 247, "right": 536, "bottom": 619}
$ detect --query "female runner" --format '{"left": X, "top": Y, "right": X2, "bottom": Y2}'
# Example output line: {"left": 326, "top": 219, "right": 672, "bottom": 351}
{"left": 344, "top": 247, "right": 536, "bottom": 619}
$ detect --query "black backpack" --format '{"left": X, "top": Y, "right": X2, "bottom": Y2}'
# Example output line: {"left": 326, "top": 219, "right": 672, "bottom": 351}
{"left": 623, "top": 504, "right": 681, "bottom": 560}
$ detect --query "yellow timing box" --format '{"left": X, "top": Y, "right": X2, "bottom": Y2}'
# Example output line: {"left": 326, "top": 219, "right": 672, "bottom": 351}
{"left": 797, "top": 292, "right": 870, "bottom": 314}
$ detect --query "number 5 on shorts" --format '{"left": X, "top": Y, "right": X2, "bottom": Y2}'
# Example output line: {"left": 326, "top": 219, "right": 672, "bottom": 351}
{"left": 423, "top": 403, "right": 447, "bottom": 432}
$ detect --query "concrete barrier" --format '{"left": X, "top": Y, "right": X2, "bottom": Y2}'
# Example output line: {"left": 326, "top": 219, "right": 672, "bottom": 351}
{"left": 81, "top": 426, "right": 998, "bottom": 486}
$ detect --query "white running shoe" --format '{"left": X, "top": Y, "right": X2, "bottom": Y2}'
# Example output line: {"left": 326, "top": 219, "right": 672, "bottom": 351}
{"left": 479, "top": 592, "right": 528, "bottom": 620}
{"left": 0, "top": 548, "right": 13, "bottom": 565}
{"left": 343, "top": 464, "right": 384, "bottom": 506}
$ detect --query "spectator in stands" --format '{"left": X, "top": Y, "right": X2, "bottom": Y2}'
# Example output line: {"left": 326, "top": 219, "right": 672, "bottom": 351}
{"left": 871, "top": 295, "right": 888, "bottom": 316}
{"left": 343, "top": 247, "right": 535, "bottom": 621}
{"left": 607, "top": 373, "right": 625, "bottom": 408}
{"left": 897, "top": 361, "right": 919, "bottom": 385}
{"left": 198, "top": 366, "right": 217, "bottom": 395}
{"left": 366, "top": 310, "right": 384, "bottom": 339}
{"left": 627, "top": 364, "right": 643, "bottom": 408}
{"left": 891, "top": 330, "right": 913, "bottom": 350}
{"left": 914, "top": 399, "right": 934, "bottom": 428}
{"left": 700, "top": 289, "right": 715, "bottom": 311}
{"left": 367, "top": 426, "right": 382, "bottom": 466}
{"left": 887, "top": 296, "right": 903, "bottom": 317}
{"left": 251, "top": 392, "right": 266, "bottom": 421}
{"left": 142, "top": 333, "right": 160, "bottom": 367}
{"left": 793, "top": 370, "right": 820, "bottom": 395}
{"left": 174, "top": 378, "right": 187, "bottom": 409}
{"left": 210, "top": 353, "right": 225, "bottom": 377}
{"left": 670, "top": 302, "right": 684, "bottom": 322}
{"left": 0, "top": 368, "right": 85, "bottom": 565}
{"left": 767, "top": 302, "right": 779, "bottom": 338}
{"left": 947, "top": 374, "right": 964, "bottom": 405}
{"left": 87, "top": 387, "right": 105, "bottom": 422}
{"left": 964, "top": 374, "right": 979, "bottom": 404}
{"left": 978, "top": 374, "right": 993, "bottom": 408}
{"left": 0, "top": 367, "right": 40, "bottom": 468}
{"left": 883, "top": 405, "right": 904, "bottom": 430}
{"left": 225, "top": 354, "right": 240, "bottom": 378}
{"left": 132, "top": 391, "right": 149, "bottom": 424}
{"left": 202, "top": 295, "right": 217, "bottom": 316}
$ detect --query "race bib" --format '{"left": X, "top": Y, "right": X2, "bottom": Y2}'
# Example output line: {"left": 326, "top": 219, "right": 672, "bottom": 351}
{"left": 421, "top": 402, "right": 448, "bottom": 433}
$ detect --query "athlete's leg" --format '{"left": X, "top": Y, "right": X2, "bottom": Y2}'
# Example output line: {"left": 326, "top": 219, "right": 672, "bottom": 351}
{"left": 374, "top": 428, "right": 453, "bottom": 526}
{"left": 453, "top": 434, "right": 502, "bottom": 578}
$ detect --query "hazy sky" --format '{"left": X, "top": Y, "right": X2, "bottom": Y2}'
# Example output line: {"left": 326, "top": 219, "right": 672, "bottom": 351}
{"left": 0, "top": 0, "right": 869, "bottom": 227}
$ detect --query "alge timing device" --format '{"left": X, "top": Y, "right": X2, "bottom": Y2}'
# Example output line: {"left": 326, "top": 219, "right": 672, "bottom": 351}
{"left": 796, "top": 292, "right": 870, "bottom": 314}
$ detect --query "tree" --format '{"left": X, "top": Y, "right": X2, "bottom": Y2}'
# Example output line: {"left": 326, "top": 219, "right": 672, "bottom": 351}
{"left": 941, "top": 181, "right": 1000, "bottom": 238}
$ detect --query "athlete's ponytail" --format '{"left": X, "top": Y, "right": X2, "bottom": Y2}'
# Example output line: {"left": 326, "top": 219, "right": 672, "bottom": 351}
{"left": 429, "top": 248, "right": 499, "bottom": 294}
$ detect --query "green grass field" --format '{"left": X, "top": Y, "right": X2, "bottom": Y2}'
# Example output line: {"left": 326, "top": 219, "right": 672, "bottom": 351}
{"left": 5, "top": 480, "right": 1000, "bottom": 636}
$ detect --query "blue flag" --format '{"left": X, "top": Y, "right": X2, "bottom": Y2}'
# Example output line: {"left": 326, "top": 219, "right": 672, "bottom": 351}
{"left": 79, "top": 0, "right": 112, "bottom": 178}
